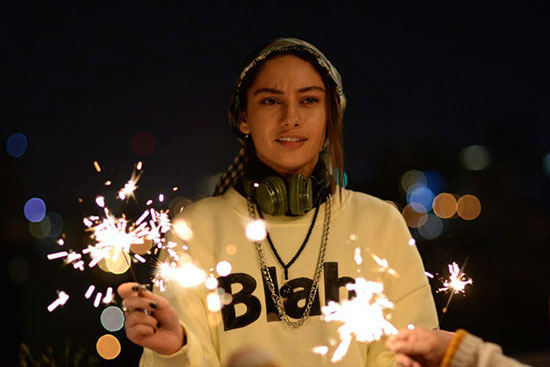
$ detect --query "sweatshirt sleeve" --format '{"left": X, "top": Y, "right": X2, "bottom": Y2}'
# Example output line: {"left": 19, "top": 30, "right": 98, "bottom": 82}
{"left": 139, "top": 282, "right": 221, "bottom": 367}
{"left": 366, "top": 205, "right": 439, "bottom": 367}
{"left": 383, "top": 206, "right": 439, "bottom": 330}
{"left": 139, "top": 215, "right": 222, "bottom": 367}
{"left": 450, "top": 333, "right": 531, "bottom": 367}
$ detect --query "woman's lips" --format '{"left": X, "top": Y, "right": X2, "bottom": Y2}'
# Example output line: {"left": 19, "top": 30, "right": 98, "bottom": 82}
{"left": 275, "top": 136, "right": 307, "bottom": 148}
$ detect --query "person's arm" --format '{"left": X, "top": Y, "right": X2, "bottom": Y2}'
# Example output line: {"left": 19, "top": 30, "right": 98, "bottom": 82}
{"left": 366, "top": 206, "right": 439, "bottom": 367}
{"left": 139, "top": 280, "right": 221, "bottom": 367}
{"left": 118, "top": 281, "right": 221, "bottom": 367}
{"left": 385, "top": 326, "right": 532, "bottom": 367}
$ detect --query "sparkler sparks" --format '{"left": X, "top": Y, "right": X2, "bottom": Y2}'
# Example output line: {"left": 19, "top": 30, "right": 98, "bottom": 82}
{"left": 321, "top": 278, "right": 397, "bottom": 363}
{"left": 118, "top": 170, "right": 142, "bottom": 201}
{"left": 152, "top": 257, "right": 207, "bottom": 291}
{"left": 438, "top": 262, "right": 473, "bottom": 294}
{"left": 47, "top": 162, "right": 177, "bottom": 312}
{"left": 47, "top": 291, "right": 70, "bottom": 312}
{"left": 437, "top": 260, "right": 473, "bottom": 315}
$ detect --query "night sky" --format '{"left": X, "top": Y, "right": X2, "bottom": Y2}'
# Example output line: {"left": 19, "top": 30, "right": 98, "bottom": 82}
{"left": 2, "top": 2, "right": 550, "bottom": 366}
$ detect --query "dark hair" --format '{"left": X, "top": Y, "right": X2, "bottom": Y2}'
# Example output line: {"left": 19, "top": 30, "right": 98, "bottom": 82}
{"left": 237, "top": 49, "right": 344, "bottom": 195}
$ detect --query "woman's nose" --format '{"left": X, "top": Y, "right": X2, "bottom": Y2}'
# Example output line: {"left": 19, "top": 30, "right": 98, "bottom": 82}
{"left": 281, "top": 102, "right": 300, "bottom": 127}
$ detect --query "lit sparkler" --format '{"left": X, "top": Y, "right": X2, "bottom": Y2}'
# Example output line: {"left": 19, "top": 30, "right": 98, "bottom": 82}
{"left": 321, "top": 278, "right": 397, "bottom": 363}
{"left": 47, "top": 162, "right": 174, "bottom": 308}
{"left": 438, "top": 259, "right": 473, "bottom": 315}
{"left": 438, "top": 261, "right": 473, "bottom": 294}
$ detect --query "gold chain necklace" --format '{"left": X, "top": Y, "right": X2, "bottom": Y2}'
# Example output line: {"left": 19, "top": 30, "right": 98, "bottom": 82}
{"left": 246, "top": 195, "right": 332, "bottom": 328}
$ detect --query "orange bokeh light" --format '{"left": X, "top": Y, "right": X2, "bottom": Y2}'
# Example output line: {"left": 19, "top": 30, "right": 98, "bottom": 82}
{"left": 96, "top": 334, "right": 121, "bottom": 360}
{"left": 432, "top": 193, "right": 457, "bottom": 219}
{"left": 457, "top": 195, "right": 481, "bottom": 220}
{"left": 402, "top": 204, "right": 428, "bottom": 228}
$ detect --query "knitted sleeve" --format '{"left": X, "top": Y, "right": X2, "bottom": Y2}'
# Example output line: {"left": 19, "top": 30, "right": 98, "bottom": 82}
{"left": 443, "top": 330, "right": 531, "bottom": 367}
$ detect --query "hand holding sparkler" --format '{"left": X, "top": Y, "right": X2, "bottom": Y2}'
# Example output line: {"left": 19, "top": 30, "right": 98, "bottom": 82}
{"left": 117, "top": 283, "right": 186, "bottom": 355}
{"left": 385, "top": 326, "right": 453, "bottom": 367}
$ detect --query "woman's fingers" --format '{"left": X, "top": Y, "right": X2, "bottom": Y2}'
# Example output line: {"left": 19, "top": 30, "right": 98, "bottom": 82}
{"left": 122, "top": 297, "right": 159, "bottom": 314}
{"left": 117, "top": 282, "right": 185, "bottom": 355}
{"left": 117, "top": 282, "right": 143, "bottom": 299}
{"left": 126, "top": 323, "right": 157, "bottom": 343}
{"left": 125, "top": 310, "right": 159, "bottom": 329}
{"left": 386, "top": 328, "right": 416, "bottom": 351}
{"left": 394, "top": 354, "right": 422, "bottom": 367}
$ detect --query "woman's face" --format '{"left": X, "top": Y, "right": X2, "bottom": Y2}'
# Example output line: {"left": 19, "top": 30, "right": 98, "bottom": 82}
{"left": 239, "top": 55, "right": 327, "bottom": 178}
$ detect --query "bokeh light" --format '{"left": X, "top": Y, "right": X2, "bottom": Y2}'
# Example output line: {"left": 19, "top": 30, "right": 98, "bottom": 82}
{"left": 97, "top": 250, "right": 131, "bottom": 274}
{"left": 28, "top": 215, "right": 52, "bottom": 239}
{"left": 418, "top": 214, "right": 444, "bottom": 240}
{"left": 457, "top": 195, "right": 482, "bottom": 220}
{"left": 543, "top": 152, "right": 550, "bottom": 176}
{"left": 6, "top": 133, "right": 28, "bottom": 157}
{"left": 131, "top": 131, "right": 156, "bottom": 156}
{"left": 24, "top": 197, "right": 47, "bottom": 223}
{"left": 246, "top": 220, "right": 267, "bottom": 241}
{"left": 423, "top": 171, "right": 444, "bottom": 195}
{"left": 402, "top": 204, "right": 428, "bottom": 228}
{"left": 460, "top": 145, "right": 491, "bottom": 171}
{"left": 432, "top": 193, "right": 457, "bottom": 219}
{"left": 130, "top": 238, "right": 153, "bottom": 255}
{"left": 205, "top": 276, "right": 219, "bottom": 290}
{"left": 100, "top": 306, "right": 125, "bottom": 332}
{"left": 225, "top": 244, "right": 237, "bottom": 256}
{"left": 216, "top": 261, "right": 232, "bottom": 277}
{"left": 400, "top": 170, "right": 427, "bottom": 192}
{"left": 96, "top": 334, "right": 121, "bottom": 360}
{"left": 207, "top": 292, "right": 223, "bottom": 312}
{"left": 169, "top": 196, "right": 193, "bottom": 216}
{"left": 46, "top": 212, "right": 64, "bottom": 238}
{"left": 407, "top": 184, "right": 435, "bottom": 212}
{"left": 173, "top": 219, "right": 193, "bottom": 241}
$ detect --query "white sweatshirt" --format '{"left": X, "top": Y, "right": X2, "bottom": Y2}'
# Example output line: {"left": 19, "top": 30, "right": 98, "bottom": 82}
{"left": 140, "top": 187, "right": 439, "bottom": 367}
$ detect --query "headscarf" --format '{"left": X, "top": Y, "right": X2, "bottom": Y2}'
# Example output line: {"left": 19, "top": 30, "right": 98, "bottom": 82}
{"left": 213, "top": 37, "right": 346, "bottom": 196}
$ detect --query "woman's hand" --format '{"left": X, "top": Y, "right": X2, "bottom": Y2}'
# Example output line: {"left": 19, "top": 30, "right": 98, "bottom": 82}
{"left": 385, "top": 326, "right": 454, "bottom": 367}
{"left": 117, "top": 282, "right": 186, "bottom": 355}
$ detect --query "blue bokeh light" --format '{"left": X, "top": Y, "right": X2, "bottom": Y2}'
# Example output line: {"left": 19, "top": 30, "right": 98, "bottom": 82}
{"left": 407, "top": 184, "right": 435, "bottom": 212}
{"left": 418, "top": 214, "right": 444, "bottom": 240}
{"left": 24, "top": 198, "right": 47, "bottom": 223}
{"left": 6, "top": 133, "right": 28, "bottom": 158}
{"left": 46, "top": 212, "right": 64, "bottom": 238}
{"left": 543, "top": 153, "right": 550, "bottom": 176}
{"left": 423, "top": 171, "right": 444, "bottom": 195}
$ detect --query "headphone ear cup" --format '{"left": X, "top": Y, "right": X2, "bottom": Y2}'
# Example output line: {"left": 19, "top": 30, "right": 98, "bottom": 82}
{"left": 289, "top": 174, "right": 313, "bottom": 216}
{"left": 255, "top": 176, "right": 288, "bottom": 216}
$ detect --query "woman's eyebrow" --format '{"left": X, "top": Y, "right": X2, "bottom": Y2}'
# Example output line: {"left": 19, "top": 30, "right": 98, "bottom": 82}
{"left": 253, "top": 88, "right": 283, "bottom": 96}
{"left": 297, "top": 86, "right": 325, "bottom": 93}
{"left": 253, "top": 86, "right": 325, "bottom": 96}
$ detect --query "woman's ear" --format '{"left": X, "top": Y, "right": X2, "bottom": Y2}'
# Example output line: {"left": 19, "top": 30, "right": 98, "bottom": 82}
{"left": 238, "top": 111, "right": 250, "bottom": 134}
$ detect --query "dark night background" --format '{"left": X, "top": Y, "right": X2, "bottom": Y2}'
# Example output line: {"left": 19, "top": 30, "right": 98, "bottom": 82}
{"left": 2, "top": 1, "right": 549, "bottom": 366}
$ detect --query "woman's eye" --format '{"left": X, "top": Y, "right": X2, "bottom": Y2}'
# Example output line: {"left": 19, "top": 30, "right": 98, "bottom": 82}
{"left": 260, "top": 97, "right": 279, "bottom": 105}
{"left": 303, "top": 97, "right": 320, "bottom": 104}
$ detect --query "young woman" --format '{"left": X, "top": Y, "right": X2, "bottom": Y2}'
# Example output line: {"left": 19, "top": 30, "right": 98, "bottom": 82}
{"left": 118, "top": 38, "right": 439, "bottom": 367}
